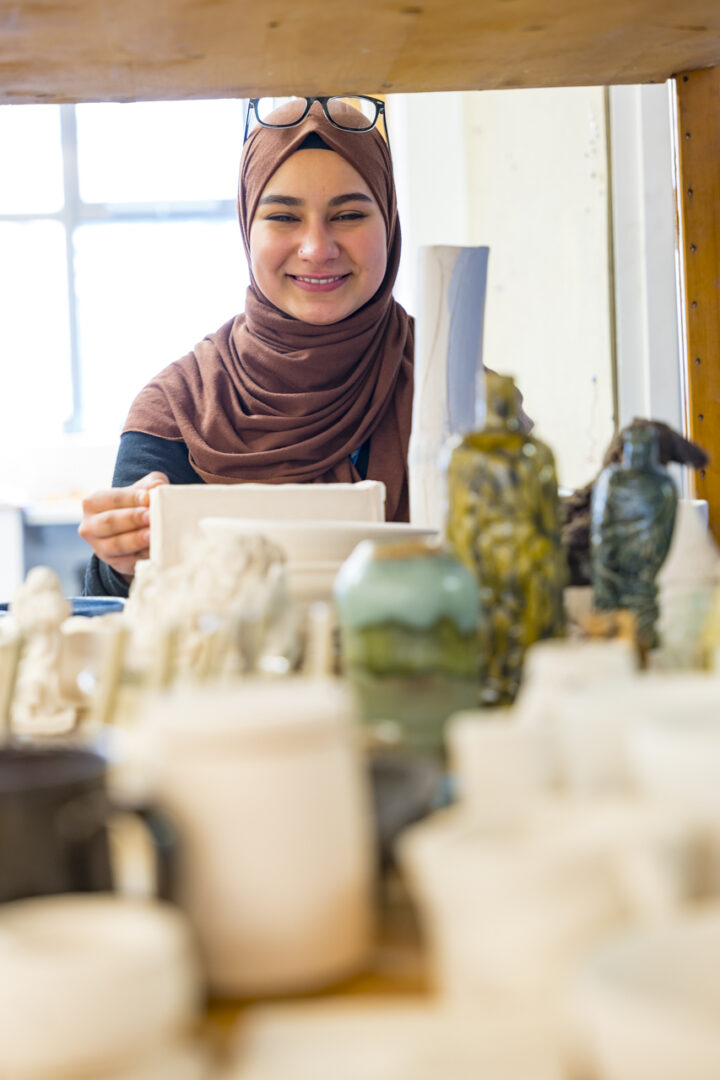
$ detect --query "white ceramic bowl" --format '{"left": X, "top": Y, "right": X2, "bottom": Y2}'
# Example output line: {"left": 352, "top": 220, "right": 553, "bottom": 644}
{"left": 569, "top": 907, "right": 720, "bottom": 1080}
{"left": 398, "top": 799, "right": 698, "bottom": 1003}
{"left": 0, "top": 894, "right": 201, "bottom": 1079}
{"left": 200, "top": 518, "right": 438, "bottom": 566}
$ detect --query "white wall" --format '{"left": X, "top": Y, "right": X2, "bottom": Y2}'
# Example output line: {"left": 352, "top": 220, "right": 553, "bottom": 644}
{"left": 394, "top": 88, "right": 617, "bottom": 491}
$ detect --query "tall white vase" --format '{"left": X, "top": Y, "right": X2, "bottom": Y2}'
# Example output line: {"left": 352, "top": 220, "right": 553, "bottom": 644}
{"left": 408, "top": 245, "right": 490, "bottom": 530}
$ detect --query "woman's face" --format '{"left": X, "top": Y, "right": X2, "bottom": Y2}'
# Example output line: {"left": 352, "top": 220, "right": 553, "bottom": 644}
{"left": 249, "top": 149, "right": 388, "bottom": 324}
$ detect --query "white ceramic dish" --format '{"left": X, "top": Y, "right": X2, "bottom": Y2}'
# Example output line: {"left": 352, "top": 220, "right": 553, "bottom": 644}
{"left": 224, "top": 997, "right": 563, "bottom": 1080}
{"left": 151, "top": 481, "right": 387, "bottom": 568}
{"left": 200, "top": 518, "right": 438, "bottom": 566}
{"left": 0, "top": 894, "right": 200, "bottom": 1079}
{"left": 569, "top": 907, "right": 720, "bottom": 1080}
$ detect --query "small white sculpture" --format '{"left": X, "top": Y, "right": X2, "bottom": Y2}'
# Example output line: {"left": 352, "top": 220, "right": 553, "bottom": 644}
{"left": 10, "top": 567, "right": 77, "bottom": 735}
{"left": 125, "top": 530, "right": 294, "bottom": 682}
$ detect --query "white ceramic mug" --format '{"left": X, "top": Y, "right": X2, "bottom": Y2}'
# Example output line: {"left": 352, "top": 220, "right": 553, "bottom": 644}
{"left": 144, "top": 677, "right": 375, "bottom": 996}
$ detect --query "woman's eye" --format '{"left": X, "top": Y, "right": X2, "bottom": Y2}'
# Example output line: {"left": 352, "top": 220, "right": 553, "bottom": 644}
{"left": 335, "top": 211, "right": 367, "bottom": 222}
{"left": 266, "top": 213, "right": 299, "bottom": 223}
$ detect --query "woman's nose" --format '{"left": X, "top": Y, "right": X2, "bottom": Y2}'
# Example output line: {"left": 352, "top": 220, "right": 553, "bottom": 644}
{"left": 298, "top": 222, "right": 340, "bottom": 262}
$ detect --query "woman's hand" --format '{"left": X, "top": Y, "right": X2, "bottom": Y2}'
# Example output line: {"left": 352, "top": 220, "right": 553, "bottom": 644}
{"left": 78, "top": 471, "right": 169, "bottom": 580}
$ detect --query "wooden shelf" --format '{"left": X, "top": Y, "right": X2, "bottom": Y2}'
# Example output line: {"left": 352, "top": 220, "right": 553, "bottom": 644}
{"left": 2, "top": 0, "right": 720, "bottom": 104}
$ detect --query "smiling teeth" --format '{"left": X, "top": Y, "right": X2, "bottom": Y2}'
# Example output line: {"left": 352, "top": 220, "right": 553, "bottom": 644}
{"left": 295, "top": 275, "right": 345, "bottom": 284}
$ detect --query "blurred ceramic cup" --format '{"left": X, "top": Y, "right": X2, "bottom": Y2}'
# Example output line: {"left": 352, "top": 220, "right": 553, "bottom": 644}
{"left": 398, "top": 799, "right": 696, "bottom": 1005}
{"left": 568, "top": 906, "right": 720, "bottom": 1080}
{"left": 447, "top": 710, "right": 550, "bottom": 825}
{"left": 145, "top": 678, "right": 375, "bottom": 996}
{"left": 625, "top": 674, "right": 720, "bottom": 895}
{"left": 513, "top": 639, "right": 637, "bottom": 785}
{"left": 0, "top": 744, "right": 177, "bottom": 904}
{"left": 0, "top": 893, "right": 201, "bottom": 1080}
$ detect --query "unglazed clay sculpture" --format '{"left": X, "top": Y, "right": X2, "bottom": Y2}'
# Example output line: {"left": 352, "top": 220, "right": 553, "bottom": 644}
{"left": 10, "top": 567, "right": 77, "bottom": 735}
{"left": 125, "top": 529, "right": 293, "bottom": 682}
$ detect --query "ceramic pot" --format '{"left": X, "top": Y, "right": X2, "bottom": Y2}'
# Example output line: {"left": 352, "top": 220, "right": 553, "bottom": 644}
{"left": 334, "top": 538, "right": 480, "bottom": 755}
{"left": 446, "top": 371, "right": 566, "bottom": 706}
{"left": 146, "top": 678, "right": 375, "bottom": 997}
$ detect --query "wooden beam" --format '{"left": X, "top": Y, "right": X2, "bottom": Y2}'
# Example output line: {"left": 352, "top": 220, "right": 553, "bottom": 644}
{"left": 675, "top": 66, "right": 720, "bottom": 541}
{"left": 2, "top": 0, "right": 720, "bottom": 104}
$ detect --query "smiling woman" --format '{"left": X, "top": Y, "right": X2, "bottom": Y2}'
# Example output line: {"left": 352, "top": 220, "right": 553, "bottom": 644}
{"left": 80, "top": 98, "right": 414, "bottom": 598}
{"left": 249, "top": 150, "right": 387, "bottom": 325}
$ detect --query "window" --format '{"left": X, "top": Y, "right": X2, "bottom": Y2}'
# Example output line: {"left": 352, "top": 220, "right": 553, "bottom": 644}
{"left": 0, "top": 99, "right": 249, "bottom": 443}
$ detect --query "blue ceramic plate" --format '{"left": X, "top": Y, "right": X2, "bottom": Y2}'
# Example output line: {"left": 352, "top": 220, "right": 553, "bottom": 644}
{"left": 0, "top": 596, "right": 125, "bottom": 617}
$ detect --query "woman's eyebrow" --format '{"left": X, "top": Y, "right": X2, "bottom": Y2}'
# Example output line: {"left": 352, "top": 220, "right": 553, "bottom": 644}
{"left": 329, "top": 193, "right": 373, "bottom": 206}
{"left": 258, "top": 194, "right": 303, "bottom": 207}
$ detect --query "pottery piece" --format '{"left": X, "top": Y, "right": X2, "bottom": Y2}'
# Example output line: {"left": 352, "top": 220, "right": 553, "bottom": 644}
{"left": 224, "top": 997, "right": 563, "bottom": 1080}
{"left": 398, "top": 799, "right": 695, "bottom": 1005}
{"left": 568, "top": 907, "right": 720, "bottom": 1080}
{"left": 0, "top": 894, "right": 200, "bottom": 1079}
{"left": 10, "top": 566, "right": 77, "bottom": 735}
{"left": 149, "top": 480, "right": 386, "bottom": 569}
{"left": 125, "top": 530, "right": 292, "bottom": 683}
{"left": 145, "top": 678, "right": 375, "bottom": 997}
{"left": 334, "top": 538, "right": 480, "bottom": 754}
{"left": 655, "top": 500, "right": 718, "bottom": 669}
{"left": 446, "top": 711, "right": 550, "bottom": 824}
{"left": 408, "top": 245, "right": 490, "bottom": 532}
{"left": 446, "top": 371, "right": 566, "bottom": 706}
{"left": 591, "top": 426, "right": 678, "bottom": 651}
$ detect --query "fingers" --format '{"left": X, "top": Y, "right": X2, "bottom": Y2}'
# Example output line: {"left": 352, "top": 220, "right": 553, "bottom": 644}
{"left": 78, "top": 472, "right": 168, "bottom": 581}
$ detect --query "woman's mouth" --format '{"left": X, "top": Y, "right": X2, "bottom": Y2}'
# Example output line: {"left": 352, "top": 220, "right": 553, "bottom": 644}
{"left": 289, "top": 273, "right": 350, "bottom": 292}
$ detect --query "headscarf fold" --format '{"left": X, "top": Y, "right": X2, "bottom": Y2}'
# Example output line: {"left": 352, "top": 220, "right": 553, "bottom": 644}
{"left": 123, "top": 101, "right": 414, "bottom": 521}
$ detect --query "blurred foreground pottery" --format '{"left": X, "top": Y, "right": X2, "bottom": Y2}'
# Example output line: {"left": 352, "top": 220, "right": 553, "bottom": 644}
{"left": 446, "top": 371, "right": 565, "bottom": 706}
{"left": 0, "top": 745, "right": 177, "bottom": 903}
{"left": 224, "top": 997, "right": 563, "bottom": 1080}
{"left": 569, "top": 906, "right": 720, "bottom": 1080}
{"left": 0, "top": 894, "right": 200, "bottom": 1079}
{"left": 334, "top": 538, "right": 480, "bottom": 754}
{"left": 591, "top": 426, "right": 677, "bottom": 652}
{"left": 398, "top": 799, "right": 696, "bottom": 1004}
{"left": 146, "top": 678, "right": 375, "bottom": 997}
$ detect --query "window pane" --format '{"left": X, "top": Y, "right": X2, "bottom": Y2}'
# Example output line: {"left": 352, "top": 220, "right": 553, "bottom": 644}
{"left": 0, "top": 105, "right": 64, "bottom": 213}
{"left": 0, "top": 221, "right": 72, "bottom": 438}
{"left": 74, "top": 219, "right": 249, "bottom": 435}
{"left": 76, "top": 100, "right": 246, "bottom": 204}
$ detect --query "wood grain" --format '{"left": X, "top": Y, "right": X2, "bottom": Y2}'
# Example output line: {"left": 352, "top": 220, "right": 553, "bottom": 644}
{"left": 1, "top": 0, "right": 720, "bottom": 103}
{"left": 675, "top": 66, "right": 720, "bottom": 541}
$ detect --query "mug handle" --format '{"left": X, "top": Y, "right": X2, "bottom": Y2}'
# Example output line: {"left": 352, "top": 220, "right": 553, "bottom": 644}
{"left": 108, "top": 797, "right": 180, "bottom": 903}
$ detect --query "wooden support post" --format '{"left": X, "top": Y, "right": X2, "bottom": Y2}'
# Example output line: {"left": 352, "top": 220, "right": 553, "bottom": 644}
{"left": 675, "top": 66, "right": 720, "bottom": 541}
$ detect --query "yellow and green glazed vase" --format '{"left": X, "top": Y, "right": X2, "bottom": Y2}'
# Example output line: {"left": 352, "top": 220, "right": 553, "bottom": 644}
{"left": 446, "top": 371, "right": 565, "bottom": 705}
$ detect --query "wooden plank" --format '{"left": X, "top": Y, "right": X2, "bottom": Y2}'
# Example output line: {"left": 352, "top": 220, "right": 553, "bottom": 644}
{"left": 2, "top": 0, "right": 720, "bottom": 104}
{"left": 675, "top": 66, "right": 720, "bottom": 541}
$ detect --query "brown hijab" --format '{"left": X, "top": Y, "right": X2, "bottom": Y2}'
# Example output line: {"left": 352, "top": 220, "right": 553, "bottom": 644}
{"left": 123, "top": 101, "right": 414, "bottom": 522}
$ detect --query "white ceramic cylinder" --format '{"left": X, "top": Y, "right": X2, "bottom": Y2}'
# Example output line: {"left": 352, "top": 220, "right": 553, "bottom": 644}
{"left": 0, "top": 894, "right": 200, "bottom": 1079}
{"left": 447, "top": 710, "right": 550, "bottom": 825}
{"left": 146, "top": 678, "right": 375, "bottom": 996}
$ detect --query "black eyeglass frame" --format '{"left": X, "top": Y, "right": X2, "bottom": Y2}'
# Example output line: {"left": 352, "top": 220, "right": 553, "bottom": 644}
{"left": 243, "top": 95, "right": 391, "bottom": 157}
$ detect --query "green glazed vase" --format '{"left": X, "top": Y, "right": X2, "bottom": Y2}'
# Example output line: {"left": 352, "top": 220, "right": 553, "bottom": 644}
{"left": 591, "top": 426, "right": 678, "bottom": 651}
{"left": 333, "top": 538, "right": 481, "bottom": 755}
{"left": 446, "top": 371, "right": 566, "bottom": 706}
